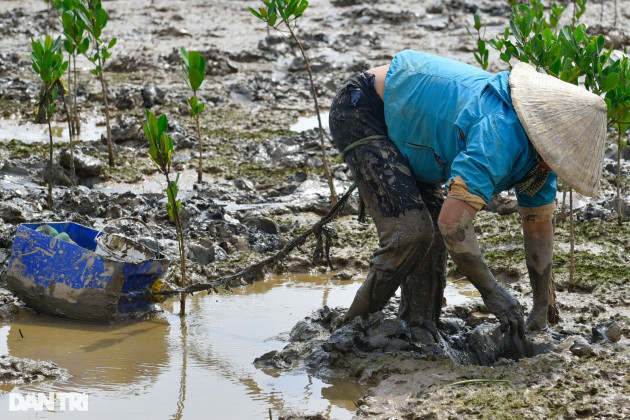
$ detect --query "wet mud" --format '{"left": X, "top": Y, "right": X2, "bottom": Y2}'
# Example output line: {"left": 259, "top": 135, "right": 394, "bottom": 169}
{"left": 0, "top": 0, "right": 629, "bottom": 418}
{"left": 0, "top": 355, "right": 70, "bottom": 385}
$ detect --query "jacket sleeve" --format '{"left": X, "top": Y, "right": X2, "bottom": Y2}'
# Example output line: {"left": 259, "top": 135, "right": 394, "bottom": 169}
{"left": 449, "top": 115, "right": 515, "bottom": 204}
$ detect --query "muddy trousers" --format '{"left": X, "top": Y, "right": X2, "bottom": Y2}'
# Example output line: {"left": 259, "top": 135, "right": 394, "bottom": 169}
{"left": 329, "top": 72, "right": 447, "bottom": 326}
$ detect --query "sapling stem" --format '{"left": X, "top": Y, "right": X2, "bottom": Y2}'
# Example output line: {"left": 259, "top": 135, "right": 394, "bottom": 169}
{"left": 617, "top": 128, "right": 623, "bottom": 226}
{"left": 66, "top": 51, "right": 75, "bottom": 137}
{"left": 175, "top": 317, "right": 187, "bottom": 418}
{"left": 166, "top": 172, "right": 187, "bottom": 315}
{"left": 569, "top": 188, "right": 574, "bottom": 290}
{"left": 72, "top": 52, "right": 81, "bottom": 135}
{"left": 97, "top": 54, "right": 114, "bottom": 167}
{"left": 46, "top": 106, "right": 54, "bottom": 210}
{"left": 61, "top": 95, "right": 76, "bottom": 176}
{"left": 195, "top": 103, "right": 203, "bottom": 183}
{"left": 561, "top": 182, "right": 567, "bottom": 222}
{"left": 285, "top": 23, "right": 338, "bottom": 205}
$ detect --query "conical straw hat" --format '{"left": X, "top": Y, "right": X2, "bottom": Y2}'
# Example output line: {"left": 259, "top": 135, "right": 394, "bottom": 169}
{"left": 509, "top": 62, "right": 607, "bottom": 197}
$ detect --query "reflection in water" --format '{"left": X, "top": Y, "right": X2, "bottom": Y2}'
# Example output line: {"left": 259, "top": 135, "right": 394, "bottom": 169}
{"left": 0, "top": 272, "right": 477, "bottom": 419}
{"left": 321, "top": 378, "right": 367, "bottom": 412}
{"left": 4, "top": 314, "right": 169, "bottom": 388}
{"left": 173, "top": 317, "right": 187, "bottom": 420}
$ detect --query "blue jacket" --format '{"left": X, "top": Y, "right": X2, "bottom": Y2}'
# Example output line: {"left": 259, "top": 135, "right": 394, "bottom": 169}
{"left": 383, "top": 50, "right": 557, "bottom": 207}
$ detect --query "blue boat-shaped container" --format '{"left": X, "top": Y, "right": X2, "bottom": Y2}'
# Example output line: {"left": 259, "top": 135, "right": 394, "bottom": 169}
{"left": 6, "top": 222, "right": 168, "bottom": 323}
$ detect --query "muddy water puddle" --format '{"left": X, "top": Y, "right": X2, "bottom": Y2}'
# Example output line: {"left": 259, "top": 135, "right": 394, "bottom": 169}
{"left": 96, "top": 170, "right": 200, "bottom": 196}
{"left": 290, "top": 112, "right": 330, "bottom": 133}
{"left": 0, "top": 273, "right": 476, "bottom": 419}
{"left": 0, "top": 118, "right": 106, "bottom": 144}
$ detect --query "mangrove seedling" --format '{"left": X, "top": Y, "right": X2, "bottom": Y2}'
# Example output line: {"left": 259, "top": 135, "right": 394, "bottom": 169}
{"left": 466, "top": 14, "right": 489, "bottom": 70}
{"left": 470, "top": 0, "right": 630, "bottom": 297}
{"left": 143, "top": 109, "right": 188, "bottom": 316}
{"left": 180, "top": 48, "right": 207, "bottom": 183}
{"left": 30, "top": 35, "right": 69, "bottom": 210}
{"left": 249, "top": 0, "right": 338, "bottom": 205}
{"left": 477, "top": 2, "right": 630, "bottom": 225}
{"left": 57, "top": 0, "right": 90, "bottom": 137}
{"left": 77, "top": 0, "right": 117, "bottom": 167}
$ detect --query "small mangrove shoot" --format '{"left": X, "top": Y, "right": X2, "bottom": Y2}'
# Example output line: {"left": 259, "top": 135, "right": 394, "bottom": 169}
{"left": 143, "top": 109, "right": 188, "bottom": 316}
{"left": 249, "top": 0, "right": 338, "bottom": 205}
{"left": 77, "top": 0, "right": 117, "bottom": 166}
{"left": 180, "top": 48, "right": 207, "bottom": 183}
{"left": 471, "top": 1, "right": 630, "bottom": 297}
{"left": 57, "top": 0, "right": 90, "bottom": 137}
{"left": 30, "top": 35, "right": 69, "bottom": 210}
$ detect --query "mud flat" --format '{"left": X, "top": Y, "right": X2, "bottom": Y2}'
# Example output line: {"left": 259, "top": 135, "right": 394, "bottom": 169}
{"left": 0, "top": 0, "right": 629, "bottom": 419}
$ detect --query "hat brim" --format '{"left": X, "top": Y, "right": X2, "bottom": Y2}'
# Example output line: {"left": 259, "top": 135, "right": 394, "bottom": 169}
{"left": 509, "top": 63, "right": 607, "bottom": 197}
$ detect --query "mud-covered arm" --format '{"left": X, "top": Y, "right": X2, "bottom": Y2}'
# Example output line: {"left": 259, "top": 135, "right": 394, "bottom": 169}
{"left": 438, "top": 197, "right": 525, "bottom": 339}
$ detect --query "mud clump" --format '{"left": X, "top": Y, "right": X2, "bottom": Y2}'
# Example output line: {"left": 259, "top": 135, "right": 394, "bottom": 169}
{"left": 255, "top": 302, "right": 552, "bottom": 382}
{"left": 0, "top": 288, "right": 20, "bottom": 321}
{"left": 592, "top": 319, "right": 622, "bottom": 343}
{"left": 59, "top": 148, "right": 105, "bottom": 177}
{"left": 0, "top": 355, "right": 70, "bottom": 385}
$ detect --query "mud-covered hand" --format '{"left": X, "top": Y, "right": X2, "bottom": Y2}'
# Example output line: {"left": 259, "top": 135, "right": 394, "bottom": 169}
{"left": 481, "top": 283, "right": 526, "bottom": 340}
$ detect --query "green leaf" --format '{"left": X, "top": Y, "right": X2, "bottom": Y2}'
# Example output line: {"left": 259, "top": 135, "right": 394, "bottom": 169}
{"left": 63, "top": 39, "right": 74, "bottom": 53}
{"left": 596, "top": 36, "right": 605, "bottom": 54}
{"left": 143, "top": 120, "right": 154, "bottom": 144}
{"left": 31, "top": 38, "right": 43, "bottom": 59}
{"left": 542, "top": 27, "right": 552, "bottom": 45}
{"left": 108, "top": 38, "right": 116, "bottom": 49}
{"left": 574, "top": 24, "right": 586, "bottom": 44}
{"left": 180, "top": 47, "right": 189, "bottom": 67}
{"left": 52, "top": 36, "right": 62, "bottom": 53}
{"left": 477, "top": 39, "right": 486, "bottom": 54}
{"left": 148, "top": 111, "right": 159, "bottom": 140}
{"left": 166, "top": 202, "right": 176, "bottom": 221}
{"left": 157, "top": 114, "right": 168, "bottom": 137}
{"left": 62, "top": 10, "right": 74, "bottom": 30}
{"left": 95, "top": 8, "right": 108, "bottom": 30}
{"left": 166, "top": 133, "right": 173, "bottom": 154}
{"left": 286, "top": 0, "right": 298, "bottom": 16}
{"left": 509, "top": 18, "right": 523, "bottom": 45}
{"left": 277, "top": 2, "right": 287, "bottom": 19}
{"left": 474, "top": 13, "right": 482, "bottom": 31}
{"left": 601, "top": 73, "right": 620, "bottom": 92}
{"left": 77, "top": 9, "right": 91, "bottom": 29}
{"left": 79, "top": 37, "right": 90, "bottom": 54}
{"left": 559, "top": 35, "right": 575, "bottom": 56}
{"left": 249, "top": 6, "right": 263, "bottom": 19}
